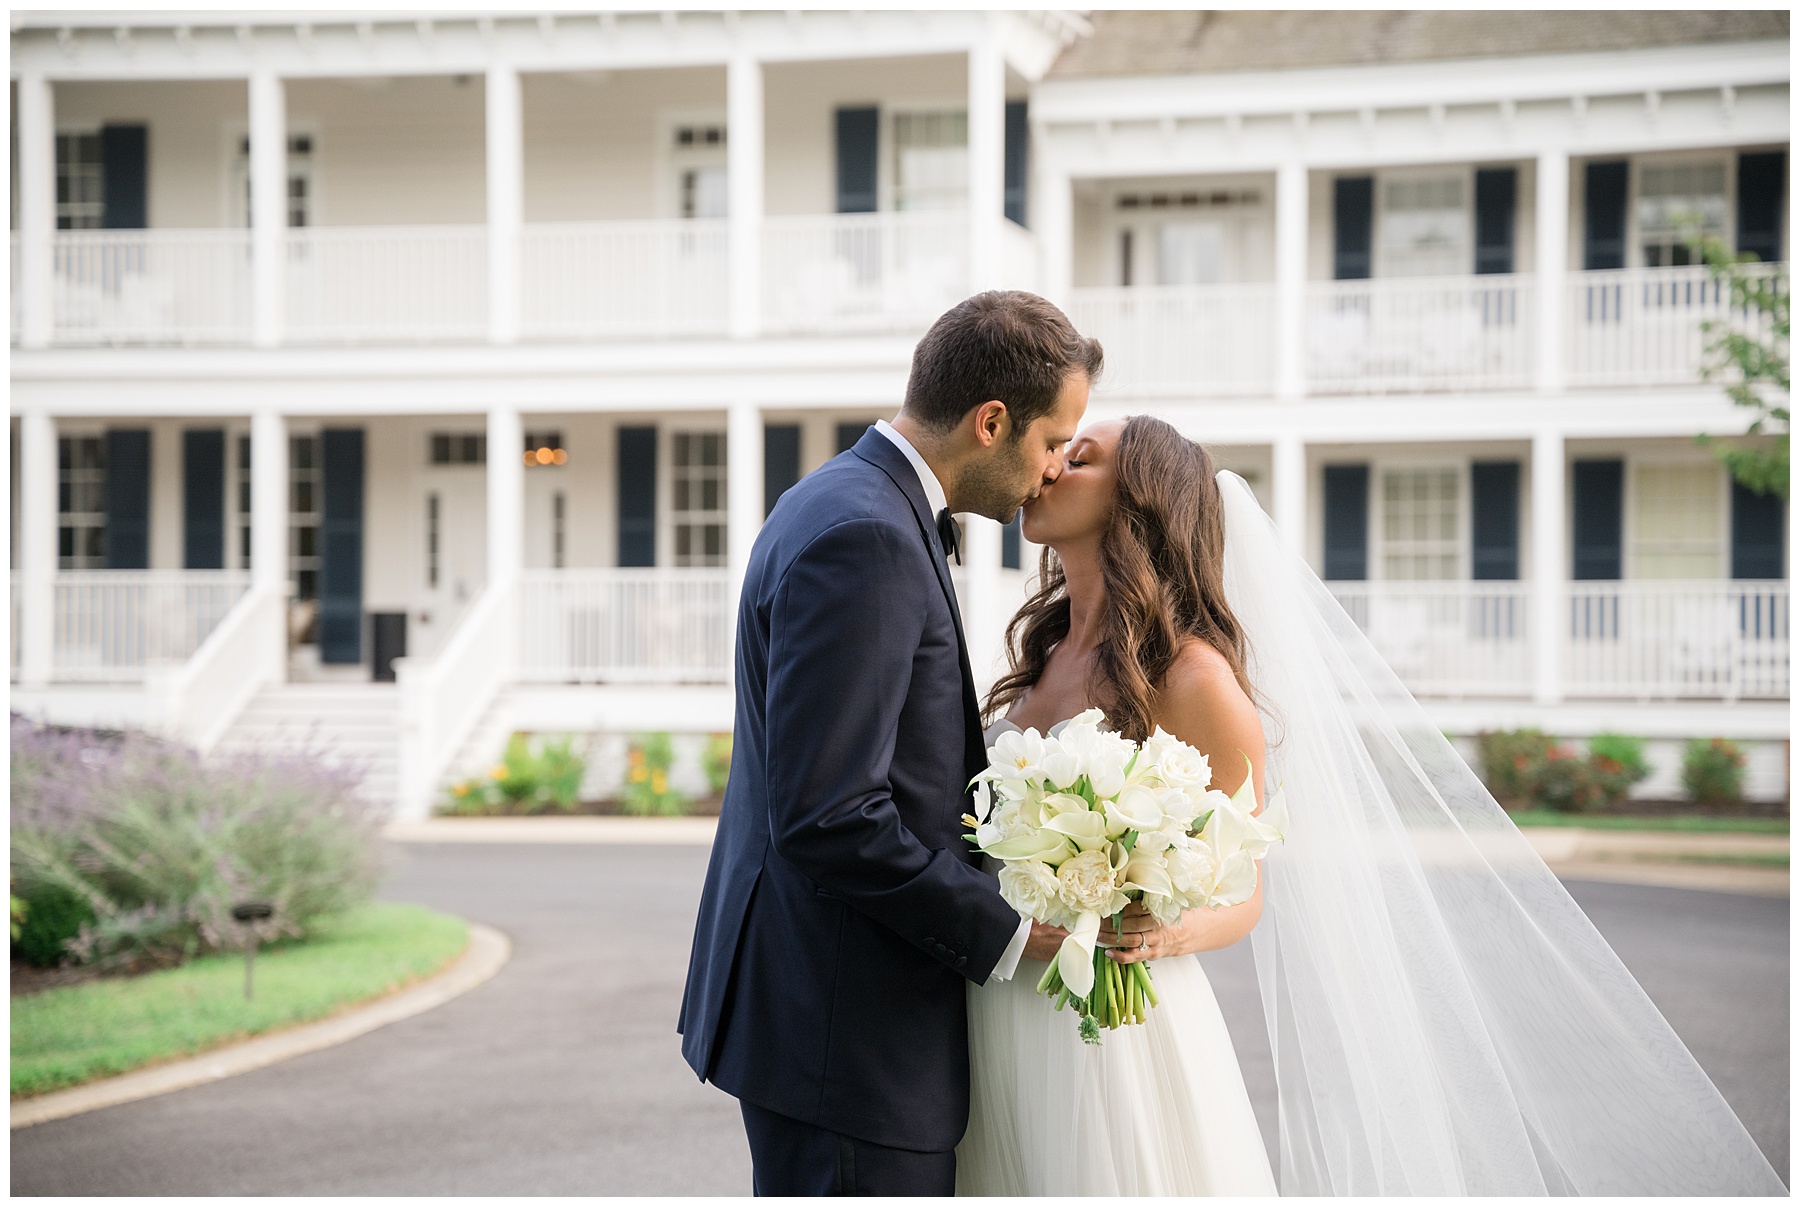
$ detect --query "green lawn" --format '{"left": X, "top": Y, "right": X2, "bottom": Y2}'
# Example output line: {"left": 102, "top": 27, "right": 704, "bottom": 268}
{"left": 12, "top": 902, "right": 468, "bottom": 1099}
{"left": 1506, "top": 811, "right": 1790, "bottom": 834}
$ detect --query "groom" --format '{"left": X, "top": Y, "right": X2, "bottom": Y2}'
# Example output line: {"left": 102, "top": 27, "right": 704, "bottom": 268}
{"left": 680, "top": 291, "right": 1102, "bottom": 1195}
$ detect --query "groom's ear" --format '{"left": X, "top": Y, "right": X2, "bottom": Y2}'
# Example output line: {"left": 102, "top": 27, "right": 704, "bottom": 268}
{"left": 970, "top": 400, "right": 1009, "bottom": 450}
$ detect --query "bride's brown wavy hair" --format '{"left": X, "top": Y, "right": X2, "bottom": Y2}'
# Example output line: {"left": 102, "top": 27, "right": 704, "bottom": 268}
{"left": 984, "top": 415, "right": 1253, "bottom": 742}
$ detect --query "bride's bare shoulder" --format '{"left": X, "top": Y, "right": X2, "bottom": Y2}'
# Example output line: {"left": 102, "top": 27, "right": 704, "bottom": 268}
{"left": 1157, "top": 640, "right": 1264, "bottom": 793}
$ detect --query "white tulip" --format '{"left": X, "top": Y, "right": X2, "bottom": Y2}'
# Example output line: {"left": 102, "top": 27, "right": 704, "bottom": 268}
{"left": 1039, "top": 747, "right": 1082, "bottom": 790}
{"left": 989, "top": 726, "right": 1048, "bottom": 784}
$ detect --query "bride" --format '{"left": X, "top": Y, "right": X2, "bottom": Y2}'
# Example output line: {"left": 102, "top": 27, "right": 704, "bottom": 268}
{"left": 956, "top": 415, "right": 1783, "bottom": 1196}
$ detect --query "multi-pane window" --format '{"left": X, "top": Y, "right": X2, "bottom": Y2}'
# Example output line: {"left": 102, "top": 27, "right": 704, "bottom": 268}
{"left": 1381, "top": 468, "right": 1460, "bottom": 580}
{"left": 672, "top": 431, "right": 727, "bottom": 568}
{"left": 237, "top": 434, "right": 253, "bottom": 567}
{"left": 233, "top": 134, "right": 314, "bottom": 228}
{"left": 552, "top": 492, "right": 567, "bottom": 570}
{"left": 1637, "top": 161, "right": 1727, "bottom": 267}
{"left": 290, "top": 435, "right": 321, "bottom": 602}
{"left": 55, "top": 132, "right": 105, "bottom": 230}
{"left": 1632, "top": 463, "right": 1722, "bottom": 578}
{"left": 1378, "top": 174, "right": 1470, "bottom": 278}
{"left": 429, "top": 433, "right": 486, "bottom": 465}
{"left": 893, "top": 111, "right": 968, "bottom": 212}
{"left": 426, "top": 493, "right": 441, "bottom": 589}
{"left": 57, "top": 436, "right": 107, "bottom": 568}
{"left": 524, "top": 431, "right": 566, "bottom": 468}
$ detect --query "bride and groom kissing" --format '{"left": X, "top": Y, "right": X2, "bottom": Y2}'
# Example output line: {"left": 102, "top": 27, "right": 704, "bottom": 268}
{"left": 677, "top": 292, "right": 1783, "bottom": 1197}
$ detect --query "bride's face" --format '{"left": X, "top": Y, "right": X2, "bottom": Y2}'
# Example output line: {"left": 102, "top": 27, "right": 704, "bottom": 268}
{"left": 1019, "top": 419, "right": 1123, "bottom": 548}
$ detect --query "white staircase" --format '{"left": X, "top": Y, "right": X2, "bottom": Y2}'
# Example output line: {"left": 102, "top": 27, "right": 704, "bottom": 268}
{"left": 212, "top": 684, "right": 401, "bottom": 808}
{"left": 437, "top": 689, "right": 516, "bottom": 793}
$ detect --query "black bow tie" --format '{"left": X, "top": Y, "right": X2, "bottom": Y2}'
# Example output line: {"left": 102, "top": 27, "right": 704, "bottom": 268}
{"left": 935, "top": 508, "right": 962, "bottom": 566}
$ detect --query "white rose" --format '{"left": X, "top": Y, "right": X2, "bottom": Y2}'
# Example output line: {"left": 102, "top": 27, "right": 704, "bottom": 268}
{"left": 999, "top": 859, "right": 1074, "bottom": 927}
{"left": 1154, "top": 740, "right": 1212, "bottom": 790}
{"left": 1056, "top": 848, "right": 1128, "bottom": 915}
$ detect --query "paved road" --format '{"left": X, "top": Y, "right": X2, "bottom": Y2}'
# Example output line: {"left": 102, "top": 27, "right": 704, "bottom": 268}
{"left": 13, "top": 844, "right": 1787, "bottom": 1195}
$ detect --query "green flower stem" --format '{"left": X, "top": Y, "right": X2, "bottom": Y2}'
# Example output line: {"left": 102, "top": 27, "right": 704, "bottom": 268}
{"left": 1036, "top": 959, "right": 1060, "bottom": 996}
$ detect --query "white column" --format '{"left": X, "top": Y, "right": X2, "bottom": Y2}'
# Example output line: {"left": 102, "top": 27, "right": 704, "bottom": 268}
{"left": 17, "top": 412, "right": 57, "bottom": 687}
{"left": 250, "top": 409, "right": 289, "bottom": 595}
{"left": 1037, "top": 166, "right": 1074, "bottom": 308}
{"left": 249, "top": 71, "right": 287, "bottom": 348}
{"left": 487, "top": 406, "right": 524, "bottom": 587}
{"left": 962, "top": 516, "right": 1004, "bottom": 688}
{"left": 727, "top": 54, "right": 764, "bottom": 340}
{"left": 726, "top": 400, "right": 764, "bottom": 620}
{"left": 486, "top": 62, "right": 523, "bottom": 346}
{"left": 16, "top": 73, "right": 55, "bottom": 349}
{"left": 967, "top": 31, "right": 1006, "bottom": 293}
{"left": 1271, "top": 434, "right": 1307, "bottom": 556}
{"left": 1535, "top": 149, "right": 1570, "bottom": 394}
{"left": 1274, "top": 161, "right": 1309, "bottom": 400}
{"left": 1530, "top": 430, "right": 1565, "bottom": 705}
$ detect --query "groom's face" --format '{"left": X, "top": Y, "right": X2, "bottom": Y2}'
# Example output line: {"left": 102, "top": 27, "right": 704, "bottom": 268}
{"left": 960, "top": 371, "right": 1091, "bottom": 524}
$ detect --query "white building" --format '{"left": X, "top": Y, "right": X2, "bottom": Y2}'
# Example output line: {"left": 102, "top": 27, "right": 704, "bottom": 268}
{"left": 8, "top": 10, "right": 1789, "bottom": 815}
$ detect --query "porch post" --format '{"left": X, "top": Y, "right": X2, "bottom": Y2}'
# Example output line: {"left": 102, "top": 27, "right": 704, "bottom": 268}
{"left": 487, "top": 406, "right": 524, "bottom": 588}
{"left": 1530, "top": 430, "right": 1565, "bottom": 705}
{"left": 1038, "top": 166, "right": 1074, "bottom": 308}
{"left": 962, "top": 516, "right": 1004, "bottom": 689}
{"left": 1274, "top": 161, "right": 1309, "bottom": 400}
{"left": 1272, "top": 434, "right": 1307, "bottom": 557}
{"left": 249, "top": 71, "right": 287, "bottom": 348}
{"left": 727, "top": 54, "right": 764, "bottom": 340}
{"left": 1534, "top": 149, "right": 1569, "bottom": 393}
{"left": 17, "top": 72, "right": 55, "bottom": 349}
{"left": 250, "top": 410, "right": 289, "bottom": 595}
{"left": 967, "top": 26, "right": 1006, "bottom": 292}
{"left": 486, "top": 61, "right": 523, "bottom": 346}
{"left": 726, "top": 400, "right": 763, "bottom": 657}
{"left": 17, "top": 411, "right": 57, "bottom": 687}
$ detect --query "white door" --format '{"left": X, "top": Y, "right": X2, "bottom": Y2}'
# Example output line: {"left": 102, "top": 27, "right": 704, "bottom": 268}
{"left": 418, "top": 475, "right": 486, "bottom": 656}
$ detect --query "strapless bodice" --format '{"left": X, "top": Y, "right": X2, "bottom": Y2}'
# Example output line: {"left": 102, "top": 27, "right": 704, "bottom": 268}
{"left": 983, "top": 716, "right": 1075, "bottom": 746}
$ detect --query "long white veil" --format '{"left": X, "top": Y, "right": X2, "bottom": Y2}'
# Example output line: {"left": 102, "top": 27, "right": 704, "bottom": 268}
{"left": 1216, "top": 470, "right": 1784, "bottom": 1195}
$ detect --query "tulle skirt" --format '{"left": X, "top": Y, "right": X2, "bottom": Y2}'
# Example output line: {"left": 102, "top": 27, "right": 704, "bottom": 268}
{"left": 957, "top": 952, "right": 1277, "bottom": 1196}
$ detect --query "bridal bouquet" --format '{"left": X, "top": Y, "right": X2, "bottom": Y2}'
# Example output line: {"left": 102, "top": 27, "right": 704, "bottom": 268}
{"left": 966, "top": 708, "right": 1286, "bottom": 1044}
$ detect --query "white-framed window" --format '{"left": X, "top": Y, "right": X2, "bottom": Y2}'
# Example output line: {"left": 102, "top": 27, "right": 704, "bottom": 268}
{"left": 426, "top": 492, "right": 441, "bottom": 589}
{"left": 1630, "top": 462, "right": 1724, "bottom": 579}
{"left": 230, "top": 133, "right": 314, "bottom": 228}
{"left": 235, "top": 433, "right": 252, "bottom": 569}
{"left": 670, "top": 430, "right": 727, "bottom": 568}
{"left": 660, "top": 113, "right": 728, "bottom": 221}
{"left": 429, "top": 432, "right": 486, "bottom": 466}
{"left": 58, "top": 435, "right": 107, "bottom": 568}
{"left": 1379, "top": 466, "right": 1461, "bottom": 580}
{"left": 1636, "top": 158, "right": 1728, "bottom": 268}
{"left": 1111, "top": 183, "right": 1272, "bottom": 286}
{"left": 55, "top": 129, "right": 105, "bottom": 230}
{"left": 552, "top": 491, "right": 567, "bottom": 570}
{"left": 289, "top": 434, "right": 321, "bottom": 603}
{"left": 891, "top": 109, "right": 968, "bottom": 212}
{"left": 1376, "top": 169, "right": 1471, "bottom": 279}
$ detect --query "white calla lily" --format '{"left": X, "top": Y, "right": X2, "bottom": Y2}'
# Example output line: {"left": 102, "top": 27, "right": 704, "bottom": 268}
{"left": 1042, "top": 808, "right": 1111, "bottom": 852}
{"left": 983, "top": 830, "right": 1076, "bottom": 865}
{"left": 1058, "top": 910, "right": 1102, "bottom": 997}
{"left": 1104, "top": 785, "right": 1165, "bottom": 834}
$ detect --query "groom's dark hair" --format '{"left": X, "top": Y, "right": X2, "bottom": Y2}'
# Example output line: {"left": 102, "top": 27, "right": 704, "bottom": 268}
{"left": 902, "top": 291, "right": 1103, "bottom": 437}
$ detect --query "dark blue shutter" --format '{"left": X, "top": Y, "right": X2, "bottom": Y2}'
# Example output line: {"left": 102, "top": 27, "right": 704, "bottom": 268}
{"left": 100, "top": 124, "right": 148, "bottom": 230}
{"left": 103, "top": 429, "right": 151, "bottom": 570}
{"left": 617, "top": 426, "right": 657, "bottom": 567}
{"left": 1571, "top": 459, "right": 1623, "bottom": 580}
{"left": 1332, "top": 177, "right": 1373, "bottom": 280}
{"left": 1583, "top": 161, "right": 1629, "bottom": 271}
{"left": 835, "top": 107, "right": 879, "bottom": 214}
{"left": 319, "top": 428, "right": 365, "bottom": 664}
{"left": 1470, "top": 461, "right": 1521, "bottom": 580}
{"left": 1322, "top": 464, "right": 1369, "bottom": 580}
{"left": 1002, "top": 514, "right": 1022, "bottom": 570}
{"left": 1004, "top": 101, "right": 1029, "bottom": 226}
{"left": 1737, "top": 151, "right": 1785, "bottom": 264}
{"left": 1731, "top": 480, "right": 1785, "bottom": 579}
{"left": 1474, "top": 168, "right": 1516, "bottom": 275}
{"left": 182, "top": 428, "right": 226, "bottom": 570}
{"left": 836, "top": 422, "right": 871, "bottom": 455}
{"left": 764, "top": 423, "right": 801, "bottom": 518}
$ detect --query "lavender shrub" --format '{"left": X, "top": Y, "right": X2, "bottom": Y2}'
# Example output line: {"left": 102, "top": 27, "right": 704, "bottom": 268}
{"left": 11, "top": 716, "right": 385, "bottom": 968}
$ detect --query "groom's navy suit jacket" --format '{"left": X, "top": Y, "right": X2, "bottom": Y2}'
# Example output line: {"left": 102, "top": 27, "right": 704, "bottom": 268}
{"left": 679, "top": 429, "right": 1021, "bottom": 1153}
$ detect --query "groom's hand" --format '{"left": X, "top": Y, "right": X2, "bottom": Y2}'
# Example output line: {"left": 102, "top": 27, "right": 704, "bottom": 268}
{"left": 1023, "top": 920, "right": 1069, "bottom": 962}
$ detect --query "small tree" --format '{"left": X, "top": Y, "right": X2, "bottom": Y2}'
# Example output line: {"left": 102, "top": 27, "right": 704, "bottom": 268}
{"left": 1689, "top": 232, "right": 1789, "bottom": 500}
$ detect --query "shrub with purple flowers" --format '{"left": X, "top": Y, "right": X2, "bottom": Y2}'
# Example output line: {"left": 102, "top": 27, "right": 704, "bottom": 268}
{"left": 10, "top": 716, "right": 385, "bottom": 969}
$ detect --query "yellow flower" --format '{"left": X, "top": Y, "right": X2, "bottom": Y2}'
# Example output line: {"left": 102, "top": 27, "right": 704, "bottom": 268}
{"left": 491, "top": 764, "right": 509, "bottom": 781}
{"left": 651, "top": 770, "right": 669, "bottom": 795}
{"left": 453, "top": 784, "right": 469, "bottom": 798}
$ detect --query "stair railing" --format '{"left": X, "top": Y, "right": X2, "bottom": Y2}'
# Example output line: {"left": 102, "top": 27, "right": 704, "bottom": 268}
{"left": 394, "top": 578, "right": 518, "bottom": 820}
{"left": 153, "top": 580, "right": 286, "bottom": 753}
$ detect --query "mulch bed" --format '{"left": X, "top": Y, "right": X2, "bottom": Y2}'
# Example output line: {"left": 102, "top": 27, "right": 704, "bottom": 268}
{"left": 446, "top": 795, "right": 725, "bottom": 819}
{"left": 10, "top": 958, "right": 162, "bottom": 998}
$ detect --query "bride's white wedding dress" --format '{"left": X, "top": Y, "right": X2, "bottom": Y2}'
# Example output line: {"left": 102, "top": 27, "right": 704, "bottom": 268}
{"left": 955, "top": 718, "right": 1277, "bottom": 1197}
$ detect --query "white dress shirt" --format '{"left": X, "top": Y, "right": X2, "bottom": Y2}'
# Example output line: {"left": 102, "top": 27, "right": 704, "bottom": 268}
{"left": 874, "top": 419, "right": 1033, "bottom": 985}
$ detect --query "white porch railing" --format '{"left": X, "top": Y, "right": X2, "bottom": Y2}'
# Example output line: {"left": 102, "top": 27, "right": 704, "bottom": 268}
{"left": 395, "top": 579, "right": 517, "bottom": 820}
{"left": 761, "top": 211, "right": 968, "bottom": 335}
{"left": 156, "top": 581, "right": 285, "bottom": 751}
{"left": 1564, "top": 263, "right": 1785, "bottom": 388}
{"left": 285, "top": 225, "right": 487, "bottom": 344}
{"left": 1327, "top": 580, "right": 1534, "bottom": 698}
{"left": 47, "top": 570, "right": 251, "bottom": 682}
{"left": 1565, "top": 580, "right": 1788, "bottom": 701}
{"left": 520, "top": 219, "right": 728, "bottom": 340}
{"left": 1307, "top": 273, "right": 1535, "bottom": 393}
{"left": 1069, "top": 284, "right": 1277, "bottom": 398}
{"left": 51, "top": 229, "right": 253, "bottom": 346}
{"left": 518, "top": 569, "right": 730, "bottom": 684}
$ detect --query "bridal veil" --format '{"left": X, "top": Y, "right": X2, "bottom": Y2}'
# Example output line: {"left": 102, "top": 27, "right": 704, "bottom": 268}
{"left": 1216, "top": 470, "right": 1784, "bottom": 1195}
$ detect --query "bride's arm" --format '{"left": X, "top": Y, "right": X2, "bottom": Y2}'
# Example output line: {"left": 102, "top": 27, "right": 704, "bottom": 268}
{"left": 1103, "top": 640, "right": 1267, "bottom": 963}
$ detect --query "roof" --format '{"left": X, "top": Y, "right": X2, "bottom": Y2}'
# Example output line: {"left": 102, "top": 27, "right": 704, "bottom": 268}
{"left": 1047, "top": 10, "right": 1790, "bottom": 78}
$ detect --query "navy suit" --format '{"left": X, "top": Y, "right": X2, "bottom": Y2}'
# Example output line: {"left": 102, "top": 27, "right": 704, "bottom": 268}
{"left": 679, "top": 429, "right": 1021, "bottom": 1192}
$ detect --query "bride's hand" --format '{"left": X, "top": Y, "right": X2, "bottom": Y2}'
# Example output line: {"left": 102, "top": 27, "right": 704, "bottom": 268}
{"left": 1100, "top": 901, "right": 1199, "bottom": 963}
{"left": 1022, "top": 919, "right": 1069, "bottom": 962}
